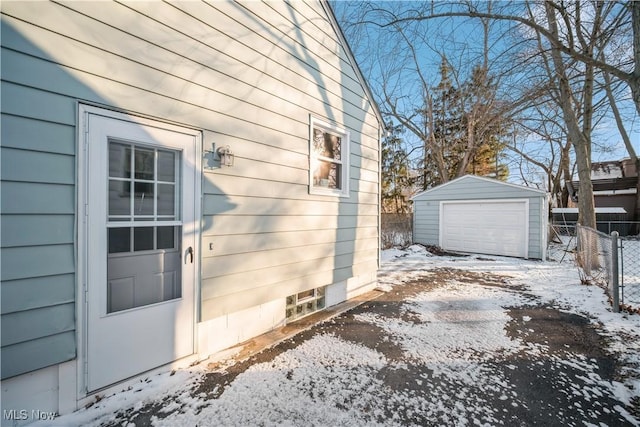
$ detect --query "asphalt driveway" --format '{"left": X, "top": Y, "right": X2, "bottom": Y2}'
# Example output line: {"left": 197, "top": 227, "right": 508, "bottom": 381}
{"left": 55, "top": 248, "right": 640, "bottom": 427}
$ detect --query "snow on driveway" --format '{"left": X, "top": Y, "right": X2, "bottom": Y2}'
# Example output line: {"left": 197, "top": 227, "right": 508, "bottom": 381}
{"left": 47, "top": 246, "right": 640, "bottom": 426}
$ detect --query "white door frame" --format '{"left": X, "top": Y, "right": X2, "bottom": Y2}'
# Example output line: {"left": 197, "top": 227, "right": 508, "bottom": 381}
{"left": 76, "top": 104, "right": 202, "bottom": 397}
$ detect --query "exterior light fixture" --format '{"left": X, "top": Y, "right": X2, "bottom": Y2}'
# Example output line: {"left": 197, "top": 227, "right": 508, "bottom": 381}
{"left": 217, "top": 145, "right": 234, "bottom": 167}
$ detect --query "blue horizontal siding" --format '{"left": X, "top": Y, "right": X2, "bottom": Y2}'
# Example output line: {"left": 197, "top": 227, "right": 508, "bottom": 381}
{"left": 1, "top": 214, "right": 74, "bottom": 247}
{"left": 0, "top": 81, "right": 76, "bottom": 126}
{"left": 1, "top": 114, "right": 76, "bottom": 155}
{"left": 1, "top": 303, "right": 75, "bottom": 347}
{"left": 1, "top": 274, "right": 75, "bottom": 314}
{"left": 1, "top": 147, "right": 75, "bottom": 184}
{"left": 0, "top": 57, "right": 79, "bottom": 376}
{"left": 0, "top": 60, "right": 79, "bottom": 378}
{"left": 1, "top": 46, "right": 106, "bottom": 106}
{"left": 1, "top": 244, "right": 74, "bottom": 282}
{"left": 412, "top": 200, "right": 439, "bottom": 246}
{"left": 1, "top": 331, "right": 75, "bottom": 379}
{"left": 1, "top": 181, "right": 74, "bottom": 214}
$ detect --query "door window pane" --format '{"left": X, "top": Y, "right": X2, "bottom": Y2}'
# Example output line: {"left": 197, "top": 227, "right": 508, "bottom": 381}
{"left": 109, "top": 180, "right": 131, "bottom": 216}
{"left": 134, "top": 182, "right": 154, "bottom": 216}
{"left": 108, "top": 227, "right": 131, "bottom": 253}
{"left": 158, "top": 150, "right": 176, "bottom": 182}
{"left": 157, "top": 226, "right": 176, "bottom": 249}
{"left": 108, "top": 141, "right": 179, "bottom": 221}
{"left": 134, "top": 147, "right": 155, "bottom": 180}
{"left": 109, "top": 143, "right": 131, "bottom": 178}
{"left": 134, "top": 227, "right": 154, "bottom": 251}
{"left": 157, "top": 184, "right": 175, "bottom": 216}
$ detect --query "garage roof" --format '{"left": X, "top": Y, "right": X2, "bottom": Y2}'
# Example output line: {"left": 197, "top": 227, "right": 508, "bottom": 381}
{"left": 411, "top": 175, "right": 547, "bottom": 200}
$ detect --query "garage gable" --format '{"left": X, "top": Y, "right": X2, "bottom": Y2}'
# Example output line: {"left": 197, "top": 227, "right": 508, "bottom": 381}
{"left": 412, "top": 175, "right": 546, "bottom": 201}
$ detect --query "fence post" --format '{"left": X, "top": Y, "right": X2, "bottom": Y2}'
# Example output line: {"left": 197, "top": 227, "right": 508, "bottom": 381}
{"left": 611, "top": 231, "right": 620, "bottom": 313}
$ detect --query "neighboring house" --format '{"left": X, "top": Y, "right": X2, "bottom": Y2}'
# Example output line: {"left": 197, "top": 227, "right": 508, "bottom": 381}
{"left": 412, "top": 175, "right": 548, "bottom": 260}
{"left": 565, "top": 157, "right": 639, "bottom": 235}
{"left": 0, "top": 1, "right": 382, "bottom": 423}
{"left": 570, "top": 158, "right": 638, "bottom": 216}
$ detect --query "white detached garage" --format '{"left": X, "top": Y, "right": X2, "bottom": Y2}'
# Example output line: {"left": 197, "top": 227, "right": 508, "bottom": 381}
{"left": 412, "top": 175, "right": 548, "bottom": 259}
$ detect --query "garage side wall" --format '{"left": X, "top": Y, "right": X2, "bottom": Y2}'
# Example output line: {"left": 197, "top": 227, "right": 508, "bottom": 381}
{"left": 412, "top": 177, "right": 546, "bottom": 259}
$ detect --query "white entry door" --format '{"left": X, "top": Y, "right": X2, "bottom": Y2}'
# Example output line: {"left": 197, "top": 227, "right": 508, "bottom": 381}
{"left": 440, "top": 200, "right": 529, "bottom": 258}
{"left": 82, "top": 108, "right": 200, "bottom": 392}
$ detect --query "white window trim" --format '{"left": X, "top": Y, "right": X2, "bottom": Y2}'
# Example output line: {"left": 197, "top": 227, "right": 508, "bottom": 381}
{"left": 309, "top": 116, "right": 350, "bottom": 197}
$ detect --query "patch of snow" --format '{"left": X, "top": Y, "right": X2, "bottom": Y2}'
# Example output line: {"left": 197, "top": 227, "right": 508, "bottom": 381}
{"left": 154, "top": 335, "right": 390, "bottom": 427}
{"left": 47, "top": 245, "right": 640, "bottom": 427}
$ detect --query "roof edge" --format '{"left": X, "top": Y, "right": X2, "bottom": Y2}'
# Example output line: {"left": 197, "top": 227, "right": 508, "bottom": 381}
{"left": 411, "top": 175, "right": 548, "bottom": 200}
{"left": 321, "top": 0, "right": 385, "bottom": 128}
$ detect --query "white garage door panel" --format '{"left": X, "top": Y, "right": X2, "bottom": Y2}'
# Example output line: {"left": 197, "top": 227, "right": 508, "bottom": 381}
{"left": 441, "top": 201, "right": 528, "bottom": 258}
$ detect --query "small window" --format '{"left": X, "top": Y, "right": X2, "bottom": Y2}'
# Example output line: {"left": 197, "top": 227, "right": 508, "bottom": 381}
{"left": 286, "top": 287, "right": 326, "bottom": 321}
{"left": 309, "top": 117, "right": 349, "bottom": 196}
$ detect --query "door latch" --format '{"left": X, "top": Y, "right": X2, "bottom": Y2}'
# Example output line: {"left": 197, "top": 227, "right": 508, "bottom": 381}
{"left": 185, "top": 246, "right": 194, "bottom": 264}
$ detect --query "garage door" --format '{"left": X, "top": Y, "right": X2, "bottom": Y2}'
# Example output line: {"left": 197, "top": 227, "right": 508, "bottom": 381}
{"left": 440, "top": 200, "right": 529, "bottom": 258}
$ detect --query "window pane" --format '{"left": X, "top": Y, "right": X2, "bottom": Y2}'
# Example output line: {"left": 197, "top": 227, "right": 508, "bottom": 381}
{"left": 108, "top": 227, "right": 131, "bottom": 253}
{"left": 134, "top": 227, "right": 154, "bottom": 251}
{"left": 157, "top": 150, "right": 176, "bottom": 182}
{"left": 312, "top": 128, "right": 341, "bottom": 160}
{"left": 312, "top": 128, "right": 325, "bottom": 157}
{"left": 313, "top": 161, "right": 341, "bottom": 190}
{"left": 109, "top": 142, "right": 131, "bottom": 178}
{"left": 297, "top": 289, "right": 314, "bottom": 301}
{"left": 326, "top": 133, "right": 341, "bottom": 161}
{"left": 157, "top": 226, "right": 175, "bottom": 249}
{"left": 158, "top": 184, "right": 175, "bottom": 216}
{"left": 328, "top": 162, "right": 341, "bottom": 189}
{"left": 134, "top": 147, "right": 155, "bottom": 180}
{"left": 134, "top": 182, "right": 154, "bottom": 216}
{"left": 109, "top": 180, "right": 131, "bottom": 216}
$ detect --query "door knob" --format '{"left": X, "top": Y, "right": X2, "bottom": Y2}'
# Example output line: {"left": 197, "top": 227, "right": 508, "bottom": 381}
{"left": 185, "top": 246, "right": 194, "bottom": 264}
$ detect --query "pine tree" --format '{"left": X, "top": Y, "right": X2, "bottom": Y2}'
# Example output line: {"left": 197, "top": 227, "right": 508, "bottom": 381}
{"left": 420, "top": 61, "right": 509, "bottom": 188}
{"left": 381, "top": 123, "right": 413, "bottom": 213}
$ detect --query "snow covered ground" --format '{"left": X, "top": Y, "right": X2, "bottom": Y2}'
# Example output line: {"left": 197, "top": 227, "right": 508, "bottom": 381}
{"left": 548, "top": 233, "right": 640, "bottom": 309}
{"left": 620, "top": 238, "right": 640, "bottom": 308}
{"left": 45, "top": 246, "right": 640, "bottom": 426}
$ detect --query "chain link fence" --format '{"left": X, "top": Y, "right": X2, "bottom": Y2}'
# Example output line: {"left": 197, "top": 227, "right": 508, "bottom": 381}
{"left": 553, "top": 224, "right": 640, "bottom": 313}
{"left": 619, "top": 235, "right": 640, "bottom": 312}
{"left": 575, "top": 225, "right": 619, "bottom": 309}
{"left": 381, "top": 213, "right": 413, "bottom": 249}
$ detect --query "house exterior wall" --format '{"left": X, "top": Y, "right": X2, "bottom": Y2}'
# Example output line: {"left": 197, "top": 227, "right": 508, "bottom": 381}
{"left": 1, "top": 0, "right": 380, "bottom": 420}
{"left": 594, "top": 193, "right": 636, "bottom": 216}
{"left": 412, "top": 176, "right": 547, "bottom": 259}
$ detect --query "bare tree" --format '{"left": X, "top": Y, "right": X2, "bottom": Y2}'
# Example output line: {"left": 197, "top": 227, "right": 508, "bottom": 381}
{"left": 336, "top": 0, "right": 637, "bottom": 229}
{"left": 603, "top": 69, "right": 640, "bottom": 227}
{"left": 345, "top": 1, "right": 517, "bottom": 189}
{"left": 364, "top": 1, "right": 638, "bottom": 113}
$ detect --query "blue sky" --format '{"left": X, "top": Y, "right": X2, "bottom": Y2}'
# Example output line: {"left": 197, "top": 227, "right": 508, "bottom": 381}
{"left": 331, "top": 1, "right": 639, "bottom": 185}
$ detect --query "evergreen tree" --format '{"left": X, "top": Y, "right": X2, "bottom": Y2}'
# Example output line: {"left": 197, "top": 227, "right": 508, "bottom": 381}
{"left": 381, "top": 123, "right": 413, "bottom": 213}
{"left": 420, "top": 60, "right": 509, "bottom": 188}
